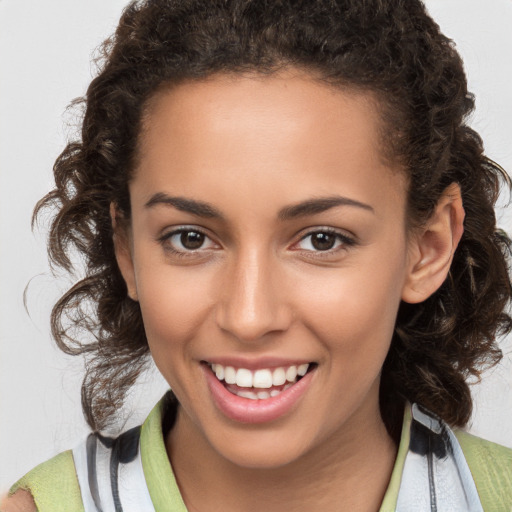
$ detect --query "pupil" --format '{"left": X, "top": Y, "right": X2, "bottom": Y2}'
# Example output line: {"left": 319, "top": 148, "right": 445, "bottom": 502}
{"left": 181, "top": 231, "right": 204, "bottom": 249}
{"left": 311, "top": 232, "right": 335, "bottom": 251}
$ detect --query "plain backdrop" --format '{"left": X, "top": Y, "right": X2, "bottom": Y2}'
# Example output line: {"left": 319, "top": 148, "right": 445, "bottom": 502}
{"left": 1, "top": 0, "right": 512, "bottom": 491}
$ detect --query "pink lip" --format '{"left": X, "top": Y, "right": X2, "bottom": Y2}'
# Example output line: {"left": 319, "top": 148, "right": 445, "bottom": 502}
{"left": 202, "top": 363, "right": 315, "bottom": 424}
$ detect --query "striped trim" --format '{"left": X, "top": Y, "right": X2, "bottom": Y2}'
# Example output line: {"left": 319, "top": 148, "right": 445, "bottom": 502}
{"left": 72, "top": 427, "right": 155, "bottom": 512}
{"left": 396, "top": 404, "right": 484, "bottom": 511}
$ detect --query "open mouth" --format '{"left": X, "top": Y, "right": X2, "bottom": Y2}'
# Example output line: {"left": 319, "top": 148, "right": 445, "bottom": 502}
{"left": 204, "top": 362, "right": 316, "bottom": 400}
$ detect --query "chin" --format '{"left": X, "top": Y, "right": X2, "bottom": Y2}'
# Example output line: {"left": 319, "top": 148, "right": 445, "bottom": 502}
{"left": 201, "top": 422, "right": 320, "bottom": 470}
{"left": 217, "top": 441, "right": 309, "bottom": 470}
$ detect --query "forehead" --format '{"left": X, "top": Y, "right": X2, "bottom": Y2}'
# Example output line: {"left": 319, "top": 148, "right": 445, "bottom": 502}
{"left": 133, "top": 72, "right": 406, "bottom": 218}
{"left": 140, "top": 71, "right": 386, "bottom": 162}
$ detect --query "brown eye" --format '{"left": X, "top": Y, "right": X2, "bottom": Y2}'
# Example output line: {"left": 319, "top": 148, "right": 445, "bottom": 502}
{"left": 294, "top": 229, "right": 356, "bottom": 254}
{"left": 180, "top": 230, "right": 205, "bottom": 249}
{"left": 310, "top": 232, "right": 337, "bottom": 251}
{"left": 161, "top": 228, "right": 217, "bottom": 254}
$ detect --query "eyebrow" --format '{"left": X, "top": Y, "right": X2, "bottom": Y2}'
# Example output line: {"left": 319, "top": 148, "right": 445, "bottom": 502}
{"left": 145, "top": 193, "right": 224, "bottom": 219}
{"left": 277, "top": 196, "right": 374, "bottom": 220}
{"left": 144, "top": 193, "right": 374, "bottom": 220}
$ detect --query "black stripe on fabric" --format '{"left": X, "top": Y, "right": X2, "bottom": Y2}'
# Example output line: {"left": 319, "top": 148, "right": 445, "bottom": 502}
{"left": 110, "top": 426, "right": 142, "bottom": 512}
{"left": 97, "top": 432, "right": 115, "bottom": 449}
{"left": 427, "top": 433, "right": 437, "bottom": 512}
{"left": 117, "top": 426, "right": 142, "bottom": 463}
{"left": 86, "top": 434, "right": 103, "bottom": 512}
{"left": 409, "top": 419, "right": 447, "bottom": 458}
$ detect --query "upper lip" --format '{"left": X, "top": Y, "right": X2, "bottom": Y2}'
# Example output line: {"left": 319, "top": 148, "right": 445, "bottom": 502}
{"left": 201, "top": 357, "right": 315, "bottom": 371}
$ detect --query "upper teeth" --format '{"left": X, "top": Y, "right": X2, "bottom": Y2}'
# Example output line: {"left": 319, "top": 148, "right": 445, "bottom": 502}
{"left": 210, "top": 363, "right": 309, "bottom": 388}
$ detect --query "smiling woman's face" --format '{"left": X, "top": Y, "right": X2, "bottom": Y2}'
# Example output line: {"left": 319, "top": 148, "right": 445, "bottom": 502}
{"left": 116, "top": 72, "right": 414, "bottom": 468}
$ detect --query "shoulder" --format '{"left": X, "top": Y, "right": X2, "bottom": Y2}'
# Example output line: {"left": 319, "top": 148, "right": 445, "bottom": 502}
{"left": 0, "top": 489, "right": 37, "bottom": 512}
{"left": 8, "top": 450, "right": 84, "bottom": 512}
{"left": 455, "top": 429, "right": 512, "bottom": 510}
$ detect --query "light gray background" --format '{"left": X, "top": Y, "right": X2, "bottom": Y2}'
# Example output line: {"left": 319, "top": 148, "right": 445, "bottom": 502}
{"left": 1, "top": 0, "right": 511, "bottom": 491}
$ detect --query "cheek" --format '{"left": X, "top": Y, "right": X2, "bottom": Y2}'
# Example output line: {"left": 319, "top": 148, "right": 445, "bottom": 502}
{"left": 135, "top": 264, "right": 215, "bottom": 352}
{"left": 298, "top": 250, "right": 407, "bottom": 359}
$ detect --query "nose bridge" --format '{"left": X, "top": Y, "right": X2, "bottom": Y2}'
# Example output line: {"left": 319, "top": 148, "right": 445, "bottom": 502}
{"left": 216, "top": 244, "right": 291, "bottom": 342}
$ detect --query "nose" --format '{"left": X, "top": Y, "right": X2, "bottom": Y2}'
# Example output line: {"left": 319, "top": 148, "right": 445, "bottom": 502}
{"left": 215, "top": 249, "right": 293, "bottom": 343}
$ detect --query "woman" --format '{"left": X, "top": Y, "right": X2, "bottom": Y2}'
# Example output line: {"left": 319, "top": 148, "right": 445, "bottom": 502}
{"left": 3, "top": 0, "right": 512, "bottom": 510}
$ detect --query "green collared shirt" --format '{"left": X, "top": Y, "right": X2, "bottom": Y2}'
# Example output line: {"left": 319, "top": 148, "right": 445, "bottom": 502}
{"left": 11, "top": 399, "right": 512, "bottom": 511}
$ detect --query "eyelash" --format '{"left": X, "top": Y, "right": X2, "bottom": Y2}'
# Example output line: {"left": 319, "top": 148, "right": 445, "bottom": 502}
{"left": 157, "top": 226, "right": 357, "bottom": 258}
{"left": 293, "top": 228, "right": 357, "bottom": 257}
{"left": 158, "top": 227, "right": 217, "bottom": 258}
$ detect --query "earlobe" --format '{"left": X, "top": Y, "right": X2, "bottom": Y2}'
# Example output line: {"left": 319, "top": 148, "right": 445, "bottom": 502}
{"left": 402, "top": 183, "right": 465, "bottom": 304}
{"left": 110, "top": 203, "right": 138, "bottom": 302}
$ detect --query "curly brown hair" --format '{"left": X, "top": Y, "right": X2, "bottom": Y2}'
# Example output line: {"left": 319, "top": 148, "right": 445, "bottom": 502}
{"left": 35, "top": 0, "right": 512, "bottom": 433}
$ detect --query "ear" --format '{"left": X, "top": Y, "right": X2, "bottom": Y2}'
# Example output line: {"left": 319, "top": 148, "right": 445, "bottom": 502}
{"left": 402, "top": 183, "right": 465, "bottom": 304}
{"left": 110, "top": 203, "right": 138, "bottom": 301}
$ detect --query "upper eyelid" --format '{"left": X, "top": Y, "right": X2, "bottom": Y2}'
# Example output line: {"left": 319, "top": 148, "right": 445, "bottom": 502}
{"left": 295, "top": 226, "right": 356, "bottom": 242}
{"left": 158, "top": 225, "right": 211, "bottom": 240}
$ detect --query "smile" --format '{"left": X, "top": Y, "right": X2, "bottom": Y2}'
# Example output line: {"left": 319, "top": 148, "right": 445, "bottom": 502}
{"left": 208, "top": 363, "right": 310, "bottom": 399}
{"left": 202, "top": 361, "right": 316, "bottom": 423}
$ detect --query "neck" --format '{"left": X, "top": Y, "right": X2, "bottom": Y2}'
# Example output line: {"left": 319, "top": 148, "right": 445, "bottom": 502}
{"left": 166, "top": 400, "right": 398, "bottom": 512}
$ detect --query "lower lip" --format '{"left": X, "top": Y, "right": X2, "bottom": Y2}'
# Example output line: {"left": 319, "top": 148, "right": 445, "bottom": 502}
{"left": 202, "top": 364, "right": 315, "bottom": 424}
